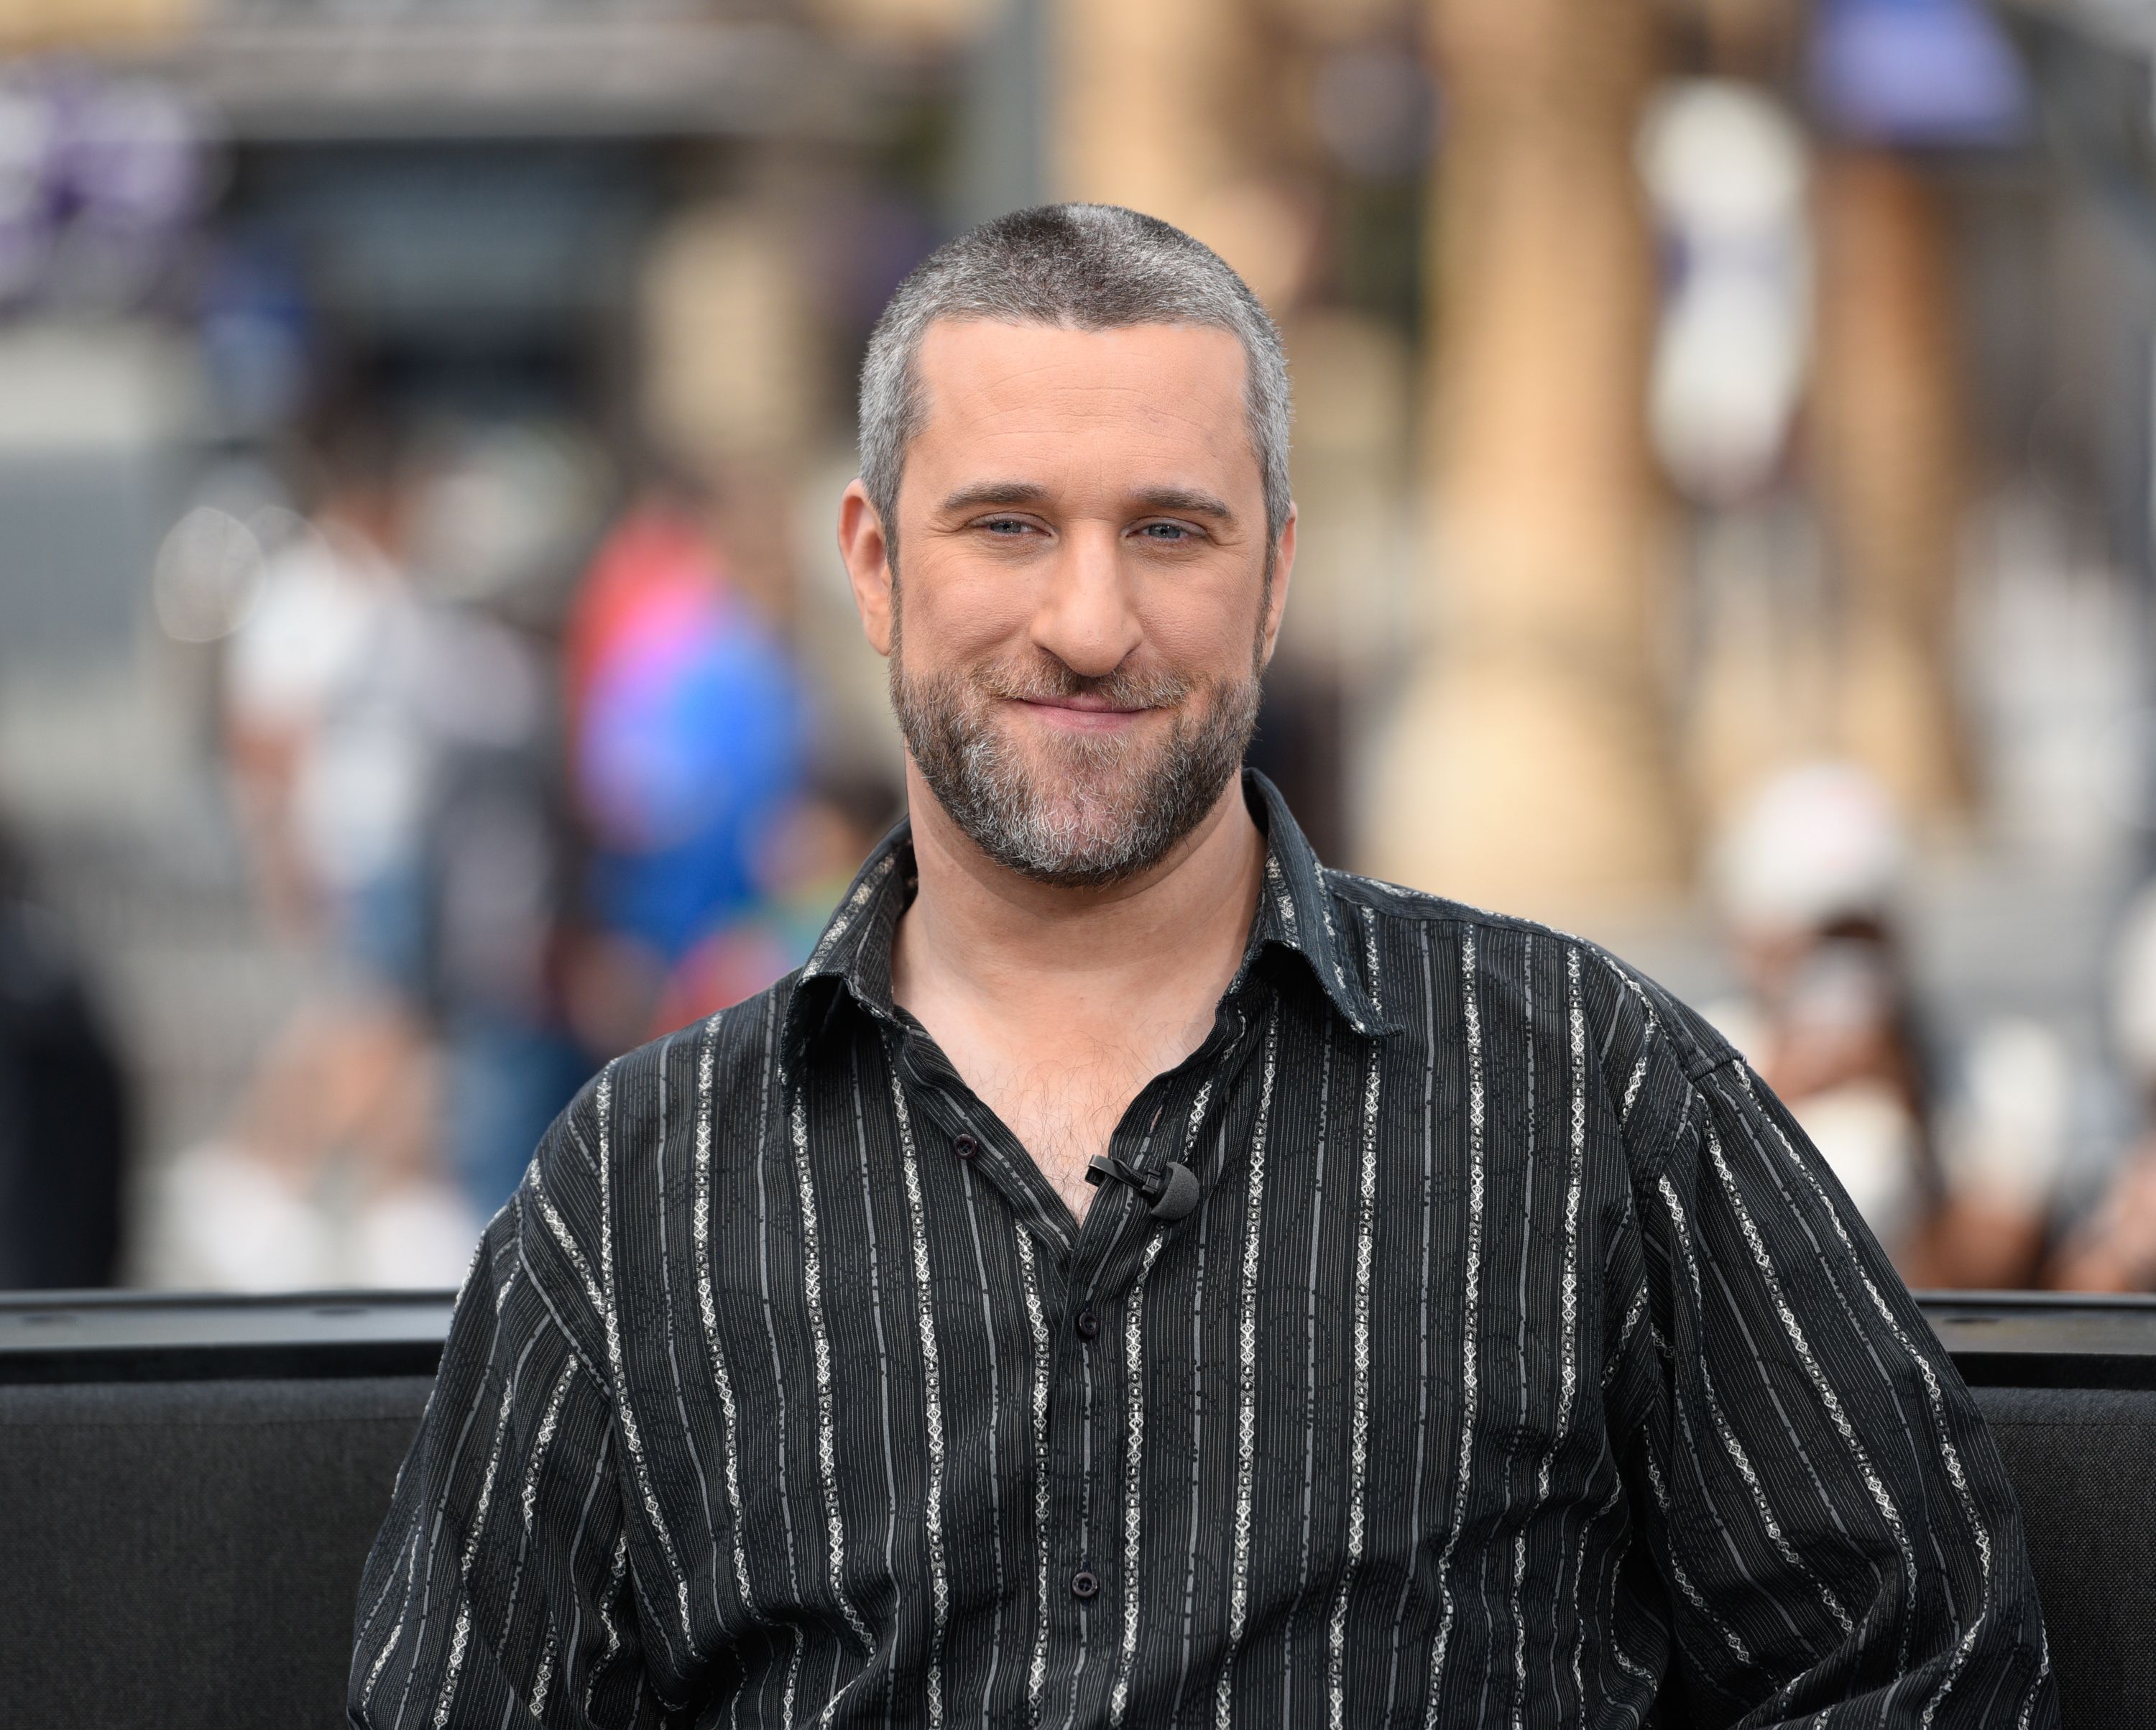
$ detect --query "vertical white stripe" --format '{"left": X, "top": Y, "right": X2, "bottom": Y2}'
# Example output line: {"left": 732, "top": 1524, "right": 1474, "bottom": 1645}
{"left": 1538, "top": 947, "right": 1592, "bottom": 1721}
{"left": 1107, "top": 1231, "right": 1169, "bottom": 1726}
{"left": 586, "top": 1527, "right": 630, "bottom": 1717}
{"left": 358, "top": 1528, "right": 421, "bottom": 1709}
{"left": 1169, "top": 1128, "right": 1220, "bottom": 1719}
{"left": 1326, "top": 910, "right": 1383, "bottom": 1730}
{"left": 890, "top": 1074, "right": 952, "bottom": 1728}
{"left": 844, "top": 1053, "right": 905, "bottom": 1703}
{"left": 530, "top": 1179, "right": 605, "bottom": 1321}
{"left": 1016, "top": 1227, "right": 1053, "bottom": 1726}
{"left": 559, "top": 1440, "right": 617, "bottom": 1721}
{"left": 1424, "top": 926, "right": 1486, "bottom": 1729}
{"left": 1213, "top": 1011, "right": 1281, "bottom": 1730}
{"left": 656, "top": 1029, "right": 732, "bottom": 1650}
{"left": 1503, "top": 934, "right": 1540, "bottom": 1730}
{"left": 1282, "top": 1026, "right": 1339, "bottom": 1711}
{"left": 520, "top": 1363, "right": 577, "bottom": 1535}
{"left": 594, "top": 1065, "right": 696, "bottom": 1648}
{"left": 1379, "top": 924, "right": 1441, "bottom": 1727}
{"left": 696, "top": 1018, "right": 761, "bottom": 1626}
{"left": 753, "top": 1006, "right": 808, "bottom": 1730}
{"left": 495, "top": 1357, "right": 582, "bottom": 1649}
{"left": 957, "top": 1162, "right": 1010, "bottom": 1722}
{"left": 528, "top": 1620, "right": 557, "bottom": 1721}
{"left": 1559, "top": 950, "right": 1585, "bottom": 1445}
{"left": 788, "top": 1091, "right": 877, "bottom": 1659}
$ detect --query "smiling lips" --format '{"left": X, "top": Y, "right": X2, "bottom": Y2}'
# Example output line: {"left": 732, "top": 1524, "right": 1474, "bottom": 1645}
{"left": 1011, "top": 695, "right": 1155, "bottom": 733}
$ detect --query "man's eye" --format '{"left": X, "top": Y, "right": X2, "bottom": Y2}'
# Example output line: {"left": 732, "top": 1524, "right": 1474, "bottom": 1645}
{"left": 982, "top": 517, "right": 1031, "bottom": 536}
{"left": 1138, "top": 523, "right": 1194, "bottom": 542}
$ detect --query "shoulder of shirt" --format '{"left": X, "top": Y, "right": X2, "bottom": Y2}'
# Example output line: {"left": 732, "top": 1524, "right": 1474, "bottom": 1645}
{"left": 538, "top": 970, "right": 811, "bottom": 1179}
{"left": 1315, "top": 865, "right": 1739, "bottom": 1085}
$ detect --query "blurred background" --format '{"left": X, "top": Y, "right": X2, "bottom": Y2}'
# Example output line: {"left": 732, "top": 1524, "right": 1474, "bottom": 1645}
{"left": 0, "top": 0, "right": 2152, "bottom": 1294}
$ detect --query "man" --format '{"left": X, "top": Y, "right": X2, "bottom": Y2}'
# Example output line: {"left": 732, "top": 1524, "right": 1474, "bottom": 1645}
{"left": 351, "top": 205, "right": 2054, "bottom": 1728}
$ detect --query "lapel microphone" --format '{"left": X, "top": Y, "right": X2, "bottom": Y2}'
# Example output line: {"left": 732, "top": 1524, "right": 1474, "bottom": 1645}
{"left": 1084, "top": 1154, "right": 1200, "bottom": 1223}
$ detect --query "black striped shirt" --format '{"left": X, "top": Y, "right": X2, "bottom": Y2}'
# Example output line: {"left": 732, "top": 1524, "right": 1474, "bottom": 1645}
{"left": 350, "top": 771, "right": 2055, "bottom": 1728}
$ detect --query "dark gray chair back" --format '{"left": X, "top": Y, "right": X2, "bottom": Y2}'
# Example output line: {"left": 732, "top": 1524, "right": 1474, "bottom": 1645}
{"left": 0, "top": 1374, "right": 432, "bottom": 1730}
{"left": 1975, "top": 1385, "right": 2156, "bottom": 1725}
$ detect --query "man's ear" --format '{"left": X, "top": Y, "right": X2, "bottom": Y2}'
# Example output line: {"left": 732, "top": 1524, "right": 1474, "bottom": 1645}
{"left": 838, "top": 479, "right": 896, "bottom": 658}
{"left": 1258, "top": 502, "right": 1296, "bottom": 671}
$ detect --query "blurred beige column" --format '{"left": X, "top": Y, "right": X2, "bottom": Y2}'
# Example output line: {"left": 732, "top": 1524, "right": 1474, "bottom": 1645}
{"left": 639, "top": 193, "right": 829, "bottom": 625}
{"left": 0, "top": 0, "right": 195, "bottom": 50}
{"left": 1054, "top": 0, "right": 1247, "bottom": 228}
{"left": 1811, "top": 150, "right": 1970, "bottom": 823}
{"left": 1366, "top": 0, "right": 1682, "bottom": 913}
{"left": 1052, "top": 0, "right": 1316, "bottom": 305}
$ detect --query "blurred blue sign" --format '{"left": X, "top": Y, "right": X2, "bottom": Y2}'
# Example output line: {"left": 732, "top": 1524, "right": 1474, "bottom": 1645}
{"left": 1811, "top": 0, "right": 2031, "bottom": 147}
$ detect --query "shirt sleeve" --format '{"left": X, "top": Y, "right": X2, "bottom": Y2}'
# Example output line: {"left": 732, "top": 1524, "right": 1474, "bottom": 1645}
{"left": 1601, "top": 991, "right": 2057, "bottom": 1727}
{"left": 349, "top": 1095, "right": 663, "bottom": 1729}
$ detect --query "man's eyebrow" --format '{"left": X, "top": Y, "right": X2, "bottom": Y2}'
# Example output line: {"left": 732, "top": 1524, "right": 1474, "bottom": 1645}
{"left": 1132, "top": 487, "right": 1235, "bottom": 520}
{"left": 936, "top": 482, "right": 1238, "bottom": 520}
{"left": 939, "top": 481, "right": 1051, "bottom": 512}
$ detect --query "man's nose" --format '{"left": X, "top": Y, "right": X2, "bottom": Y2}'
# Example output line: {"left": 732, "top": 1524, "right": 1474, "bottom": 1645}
{"left": 1030, "top": 522, "right": 1143, "bottom": 678}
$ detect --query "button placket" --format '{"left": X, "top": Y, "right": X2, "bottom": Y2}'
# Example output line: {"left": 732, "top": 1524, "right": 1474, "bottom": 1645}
{"left": 884, "top": 1031, "right": 1079, "bottom": 1264}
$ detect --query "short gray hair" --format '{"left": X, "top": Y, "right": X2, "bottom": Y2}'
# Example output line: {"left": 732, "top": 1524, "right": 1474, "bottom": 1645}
{"left": 857, "top": 203, "right": 1292, "bottom": 556}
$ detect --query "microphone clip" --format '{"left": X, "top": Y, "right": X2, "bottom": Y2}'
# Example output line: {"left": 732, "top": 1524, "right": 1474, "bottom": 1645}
{"left": 1084, "top": 1154, "right": 1200, "bottom": 1223}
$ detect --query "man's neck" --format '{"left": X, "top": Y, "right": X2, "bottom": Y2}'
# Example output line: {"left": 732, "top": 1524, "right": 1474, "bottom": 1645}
{"left": 892, "top": 771, "right": 1265, "bottom": 1031}
{"left": 888, "top": 771, "right": 1266, "bottom": 1212}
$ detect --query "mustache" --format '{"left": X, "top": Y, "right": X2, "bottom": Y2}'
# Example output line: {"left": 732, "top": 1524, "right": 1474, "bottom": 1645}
{"left": 970, "top": 657, "right": 1196, "bottom": 709}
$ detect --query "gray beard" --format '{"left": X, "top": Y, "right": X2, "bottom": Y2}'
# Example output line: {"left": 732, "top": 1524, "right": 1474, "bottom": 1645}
{"left": 890, "top": 643, "right": 1263, "bottom": 890}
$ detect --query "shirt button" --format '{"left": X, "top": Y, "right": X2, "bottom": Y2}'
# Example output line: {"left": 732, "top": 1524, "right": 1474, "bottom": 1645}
{"left": 1074, "top": 1308, "right": 1100, "bottom": 1341}
{"left": 953, "top": 1134, "right": 978, "bottom": 1159}
{"left": 1070, "top": 1568, "right": 1100, "bottom": 1601}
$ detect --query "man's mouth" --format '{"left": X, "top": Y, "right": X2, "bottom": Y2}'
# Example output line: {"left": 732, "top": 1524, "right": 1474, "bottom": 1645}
{"left": 1008, "top": 694, "right": 1156, "bottom": 734}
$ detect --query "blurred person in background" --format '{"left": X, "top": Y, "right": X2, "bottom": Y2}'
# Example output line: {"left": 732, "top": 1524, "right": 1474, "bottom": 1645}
{"left": 162, "top": 418, "right": 477, "bottom": 1289}
{"left": 2050, "top": 885, "right": 2156, "bottom": 1289}
{"left": 648, "top": 771, "right": 900, "bottom": 1034}
{"left": 397, "top": 422, "right": 596, "bottom": 1218}
{"left": 559, "top": 482, "right": 808, "bottom": 1056}
{"left": 0, "top": 820, "right": 129, "bottom": 1289}
{"left": 1709, "top": 762, "right": 2063, "bottom": 1285}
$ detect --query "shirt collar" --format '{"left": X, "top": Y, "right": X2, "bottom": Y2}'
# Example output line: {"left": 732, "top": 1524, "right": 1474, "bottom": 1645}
{"left": 1240, "top": 770, "right": 1396, "bottom": 1036}
{"left": 786, "top": 768, "right": 1393, "bottom": 1059}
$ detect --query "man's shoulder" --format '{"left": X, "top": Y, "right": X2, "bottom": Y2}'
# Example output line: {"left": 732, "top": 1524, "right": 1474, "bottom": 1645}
{"left": 1317, "top": 863, "right": 1570, "bottom": 941}
{"left": 1316, "top": 865, "right": 1736, "bottom": 1084}
{"left": 1315, "top": 863, "right": 1631, "bottom": 974}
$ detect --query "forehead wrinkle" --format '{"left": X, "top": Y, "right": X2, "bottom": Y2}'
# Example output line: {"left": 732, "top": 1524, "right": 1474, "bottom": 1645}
{"left": 917, "top": 323, "right": 1247, "bottom": 431}
{"left": 939, "top": 378, "right": 1239, "bottom": 448}
{"left": 922, "top": 395, "right": 1252, "bottom": 487}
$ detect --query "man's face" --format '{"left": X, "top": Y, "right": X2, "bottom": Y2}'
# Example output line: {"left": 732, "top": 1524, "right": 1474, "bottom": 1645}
{"left": 840, "top": 318, "right": 1294, "bottom": 887}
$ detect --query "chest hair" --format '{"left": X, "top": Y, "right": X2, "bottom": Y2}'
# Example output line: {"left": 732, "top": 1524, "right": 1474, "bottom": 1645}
{"left": 962, "top": 1031, "right": 1169, "bottom": 1218}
